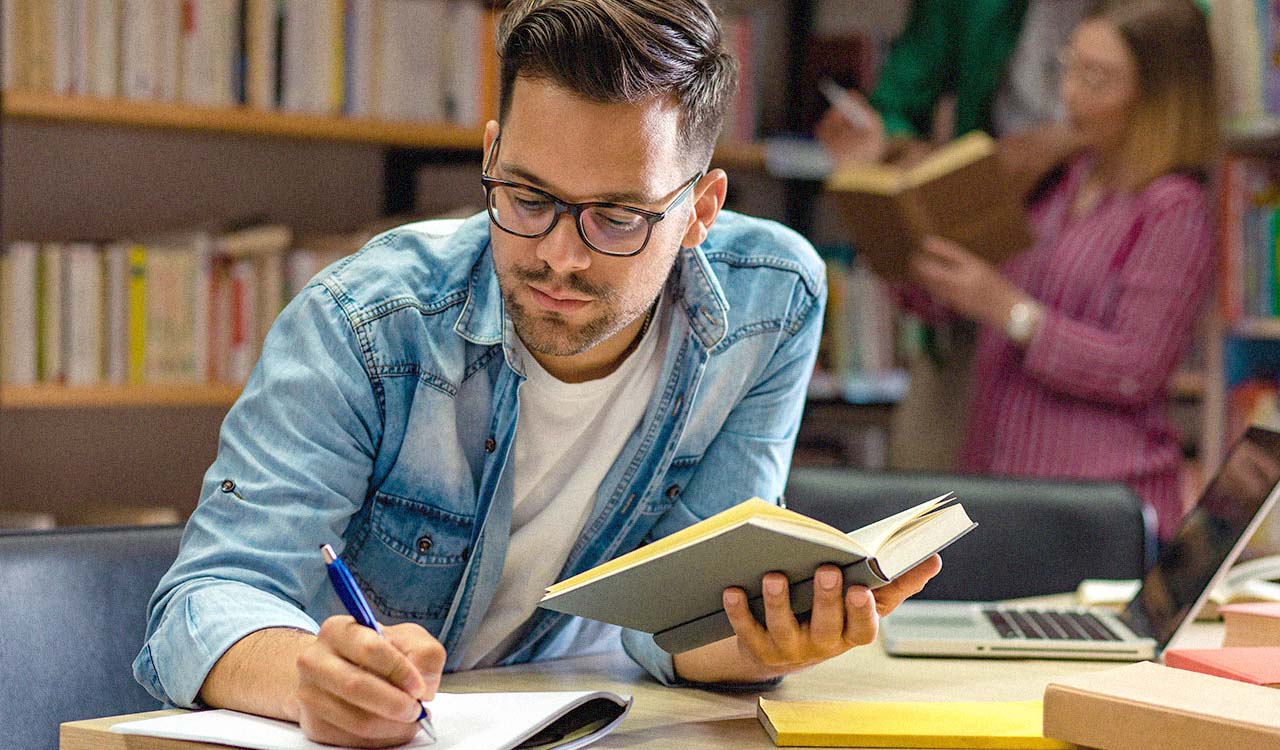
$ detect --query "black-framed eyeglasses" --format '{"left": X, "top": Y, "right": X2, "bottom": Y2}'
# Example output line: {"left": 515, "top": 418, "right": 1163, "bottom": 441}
{"left": 481, "top": 135, "right": 703, "bottom": 257}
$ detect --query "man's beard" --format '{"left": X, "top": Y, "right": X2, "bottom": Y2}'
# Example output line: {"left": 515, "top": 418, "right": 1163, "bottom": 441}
{"left": 501, "top": 263, "right": 631, "bottom": 357}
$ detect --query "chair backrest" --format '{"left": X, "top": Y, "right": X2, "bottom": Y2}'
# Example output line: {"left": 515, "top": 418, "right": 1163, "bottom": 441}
{"left": 0, "top": 524, "right": 183, "bottom": 750}
{"left": 784, "top": 468, "right": 1156, "bottom": 601}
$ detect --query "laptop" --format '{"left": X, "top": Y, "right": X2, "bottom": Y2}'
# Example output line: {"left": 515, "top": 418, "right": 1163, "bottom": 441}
{"left": 882, "top": 426, "right": 1280, "bottom": 661}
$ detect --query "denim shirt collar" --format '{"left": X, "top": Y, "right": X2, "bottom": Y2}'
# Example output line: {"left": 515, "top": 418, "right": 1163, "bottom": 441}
{"left": 452, "top": 216, "right": 731, "bottom": 358}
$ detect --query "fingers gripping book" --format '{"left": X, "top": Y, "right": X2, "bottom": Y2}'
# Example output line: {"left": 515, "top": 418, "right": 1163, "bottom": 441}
{"left": 539, "top": 495, "right": 975, "bottom": 653}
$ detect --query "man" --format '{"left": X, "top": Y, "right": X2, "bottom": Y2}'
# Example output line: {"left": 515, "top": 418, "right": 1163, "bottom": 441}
{"left": 135, "top": 1, "right": 941, "bottom": 746}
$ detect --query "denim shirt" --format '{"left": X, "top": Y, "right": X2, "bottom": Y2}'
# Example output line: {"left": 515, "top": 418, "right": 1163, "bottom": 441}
{"left": 134, "top": 210, "right": 825, "bottom": 707}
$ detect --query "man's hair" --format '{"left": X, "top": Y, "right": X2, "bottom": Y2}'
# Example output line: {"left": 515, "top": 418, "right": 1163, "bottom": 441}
{"left": 1087, "top": 0, "right": 1218, "bottom": 189}
{"left": 496, "top": 0, "right": 738, "bottom": 168}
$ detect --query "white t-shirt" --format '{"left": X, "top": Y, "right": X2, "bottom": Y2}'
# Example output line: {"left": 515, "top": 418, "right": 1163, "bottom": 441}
{"left": 457, "top": 297, "right": 669, "bottom": 669}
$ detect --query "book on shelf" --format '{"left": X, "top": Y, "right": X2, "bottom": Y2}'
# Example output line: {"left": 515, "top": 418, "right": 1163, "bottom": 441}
{"left": 539, "top": 495, "right": 975, "bottom": 654}
{"left": 1163, "top": 646, "right": 1280, "bottom": 687}
{"left": 719, "top": 11, "right": 760, "bottom": 144}
{"left": 757, "top": 698, "right": 1071, "bottom": 749}
{"left": 63, "top": 241, "right": 104, "bottom": 386}
{"left": 824, "top": 131, "right": 1033, "bottom": 281}
{"left": 1042, "top": 661, "right": 1280, "bottom": 750}
{"left": 1222, "top": 601, "right": 1280, "bottom": 646}
{"left": 37, "top": 243, "right": 64, "bottom": 384}
{"left": 1, "top": 241, "right": 39, "bottom": 386}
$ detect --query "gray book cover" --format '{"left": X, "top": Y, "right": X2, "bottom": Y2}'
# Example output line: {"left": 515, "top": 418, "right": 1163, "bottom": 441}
{"left": 539, "top": 497, "right": 974, "bottom": 653}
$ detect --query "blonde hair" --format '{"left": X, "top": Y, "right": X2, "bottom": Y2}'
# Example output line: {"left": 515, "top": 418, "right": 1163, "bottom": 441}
{"left": 1089, "top": 0, "right": 1219, "bottom": 190}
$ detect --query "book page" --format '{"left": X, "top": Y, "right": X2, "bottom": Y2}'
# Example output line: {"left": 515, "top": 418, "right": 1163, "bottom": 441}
{"left": 874, "top": 503, "right": 976, "bottom": 580}
{"left": 844, "top": 494, "right": 954, "bottom": 557}
{"left": 904, "top": 131, "right": 996, "bottom": 188}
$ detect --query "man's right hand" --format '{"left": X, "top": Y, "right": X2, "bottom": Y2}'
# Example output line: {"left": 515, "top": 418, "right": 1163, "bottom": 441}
{"left": 295, "top": 616, "right": 447, "bottom": 748}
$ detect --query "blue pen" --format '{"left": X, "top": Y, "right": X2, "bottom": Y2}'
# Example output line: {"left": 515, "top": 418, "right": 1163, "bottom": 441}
{"left": 320, "top": 544, "right": 437, "bottom": 743}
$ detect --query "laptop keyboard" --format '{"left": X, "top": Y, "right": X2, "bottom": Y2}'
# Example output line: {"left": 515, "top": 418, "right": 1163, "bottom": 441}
{"left": 982, "top": 608, "right": 1121, "bottom": 641}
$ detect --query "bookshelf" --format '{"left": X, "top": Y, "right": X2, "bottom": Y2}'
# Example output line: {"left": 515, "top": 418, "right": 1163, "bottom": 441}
{"left": 1205, "top": 132, "right": 1280, "bottom": 472}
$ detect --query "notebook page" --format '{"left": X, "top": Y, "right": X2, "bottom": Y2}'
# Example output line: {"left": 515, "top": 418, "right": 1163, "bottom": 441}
{"left": 110, "top": 691, "right": 632, "bottom": 750}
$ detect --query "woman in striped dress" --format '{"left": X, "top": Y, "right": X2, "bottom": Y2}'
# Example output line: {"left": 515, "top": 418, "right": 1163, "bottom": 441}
{"left": 909, "top": 0, "right": 1218, "bottom": 541}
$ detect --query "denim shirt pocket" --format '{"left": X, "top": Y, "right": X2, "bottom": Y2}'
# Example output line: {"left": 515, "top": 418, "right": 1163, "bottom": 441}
{"left": 344, "top": 490, "right": 474, "bottom": 633}
{"left": 642, "top": 455, "right": 702, "bottom": 516}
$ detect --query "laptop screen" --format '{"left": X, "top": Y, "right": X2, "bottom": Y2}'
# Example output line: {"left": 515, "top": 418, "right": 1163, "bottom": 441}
{"left": 1121, "top": 426, "right": 1280, "bottom": 648}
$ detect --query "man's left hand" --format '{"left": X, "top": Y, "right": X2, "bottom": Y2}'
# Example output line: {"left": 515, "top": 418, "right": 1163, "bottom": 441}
{"left": 723, "top": 555, "right": 942, "bottom": 675}
{"left": 671, "top": 554, "right": 941, "bottom": 683}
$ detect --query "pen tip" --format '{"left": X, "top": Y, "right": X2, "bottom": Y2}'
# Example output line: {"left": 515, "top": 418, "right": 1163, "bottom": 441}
{"left": 320, "top": 544, "right": 337, "bottom": 564}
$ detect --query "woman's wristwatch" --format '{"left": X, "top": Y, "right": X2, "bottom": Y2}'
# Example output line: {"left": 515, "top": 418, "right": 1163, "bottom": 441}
{"left": 1004, "top": 299, "right": 1043, "bottom": 345}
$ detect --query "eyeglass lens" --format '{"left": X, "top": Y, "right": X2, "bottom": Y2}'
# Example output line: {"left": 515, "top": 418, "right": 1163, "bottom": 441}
{"left": 488, "top": 184, "right": 651, "bottom": 255}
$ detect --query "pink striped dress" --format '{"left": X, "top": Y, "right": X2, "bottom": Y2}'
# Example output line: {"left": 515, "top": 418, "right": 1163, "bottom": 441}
{"left": 959, "top": 157, "right": 1214, "bottom": 540}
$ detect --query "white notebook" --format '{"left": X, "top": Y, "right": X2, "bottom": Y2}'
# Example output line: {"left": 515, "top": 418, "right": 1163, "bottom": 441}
{"left": 110, "top": 690, "right": 632, "bottom": 750}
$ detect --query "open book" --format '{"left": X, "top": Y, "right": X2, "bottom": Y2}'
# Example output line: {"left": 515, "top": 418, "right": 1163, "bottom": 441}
{"left": 109, "top": 691, "right": 632, "bottom": 750}
{"left": 539, "top": 495, "right": 975, "bottom": 653}
{"left": 825, "top": 131, "right": 1032, "bottom": 281}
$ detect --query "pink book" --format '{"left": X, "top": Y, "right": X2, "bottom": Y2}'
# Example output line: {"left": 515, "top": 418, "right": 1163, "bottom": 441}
{"left": 1164, "top": 647, "right": 1280, "bottom": 687}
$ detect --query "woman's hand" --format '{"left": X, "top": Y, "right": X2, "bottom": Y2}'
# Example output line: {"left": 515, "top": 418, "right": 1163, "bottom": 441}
{"left": 910, "top": 236, "right": 1029, "bottom": 331}
{"left": 814, "top": 88, "right": 888, "bottom": 167}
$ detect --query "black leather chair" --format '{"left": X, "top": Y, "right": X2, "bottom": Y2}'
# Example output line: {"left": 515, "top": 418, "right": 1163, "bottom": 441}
{"left": 0, "top": 524, "right": 183, "bottom": 750}
{"left": 784, "top": 467, "right": 1156, "bottom": 601}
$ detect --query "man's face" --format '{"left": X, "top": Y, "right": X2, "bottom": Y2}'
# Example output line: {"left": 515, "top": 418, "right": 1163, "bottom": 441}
{"left": 485, "top": 78, "right": 698, "bottom": 358}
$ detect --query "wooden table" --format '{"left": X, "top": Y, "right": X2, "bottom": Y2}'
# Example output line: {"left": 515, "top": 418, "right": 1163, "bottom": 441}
{"left": 61, "top": 616, "right": 1224, "bottom": 750}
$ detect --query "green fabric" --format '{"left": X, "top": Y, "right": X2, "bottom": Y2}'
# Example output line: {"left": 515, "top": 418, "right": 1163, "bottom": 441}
{"left": 869, "top": 0, "right": 1212, "bottom": 140}
{"left": 870, "top": 0, "right": 1030, "bottom": 139}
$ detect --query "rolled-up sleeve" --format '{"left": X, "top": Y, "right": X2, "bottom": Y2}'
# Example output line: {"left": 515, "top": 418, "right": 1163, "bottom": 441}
{"left": 134, "top": 280, "right": 383, "bottom": 707}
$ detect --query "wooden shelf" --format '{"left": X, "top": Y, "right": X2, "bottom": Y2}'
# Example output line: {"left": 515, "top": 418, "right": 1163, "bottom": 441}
{"left": 3, "top": 90, "right": 767, "bottom": 168}
{"left": 711, "top": 140, "right": 766, "bottom": 171}
{"left": 1226, "top": 118, "right": 1280, "bottom": 158}
{"left": 0, "top": 384, "right": 241, "bottom": 410}
{"left": 4, "top": 89, "right": 487, "bottom": 148}
{"left": 1233, "top": 317, "right": 1280, "bottom": 340}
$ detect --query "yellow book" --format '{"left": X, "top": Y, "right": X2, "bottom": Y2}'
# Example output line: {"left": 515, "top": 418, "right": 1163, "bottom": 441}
{"left": 330, "top": 0, "right": 345, "bottom": 112}
{"left": 757, "top": 698, "right": 1075, "bottom": 749}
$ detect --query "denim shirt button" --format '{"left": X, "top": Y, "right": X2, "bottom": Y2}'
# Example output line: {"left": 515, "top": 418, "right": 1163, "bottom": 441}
{"left": 219, "top": 480, "right": 235, "bottom": 493}
{"left": 484, "top": 438, "right": 497, "bottom": 453}
{"left": 416, "top": 535, "right": 433, "bottom": 554}
{"left": 665, "top": 484, "right": 680, "bottom": 499}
